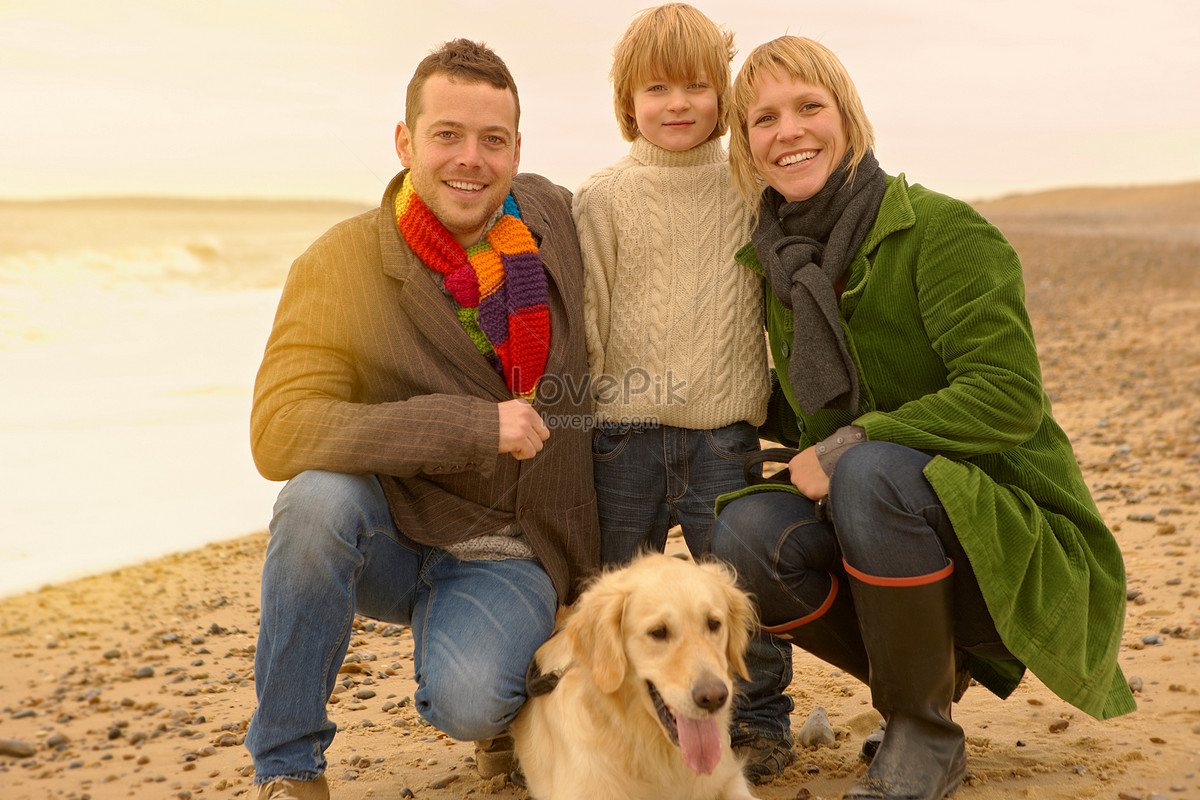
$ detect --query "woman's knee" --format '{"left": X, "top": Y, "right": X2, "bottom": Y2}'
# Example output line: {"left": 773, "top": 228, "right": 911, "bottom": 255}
{"left": 709, "top": 493, "right": 780, "bottom": 568}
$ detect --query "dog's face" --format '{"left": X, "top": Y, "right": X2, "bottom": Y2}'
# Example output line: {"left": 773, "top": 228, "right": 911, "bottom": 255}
{"left": 565, "top": 554, "right": 756, "bottom": 775}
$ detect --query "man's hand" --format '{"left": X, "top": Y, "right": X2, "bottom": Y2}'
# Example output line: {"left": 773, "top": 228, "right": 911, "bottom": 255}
{"left": 498, "top": 399, "right": 550, "bottom": 460}
{"left": 788, "top": 446, "right": 830, "bottom": 500}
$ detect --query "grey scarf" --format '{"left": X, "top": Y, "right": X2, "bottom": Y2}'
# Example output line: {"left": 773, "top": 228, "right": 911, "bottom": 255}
{"left": 752, "top": 152, "right": 886, "bottom": 415}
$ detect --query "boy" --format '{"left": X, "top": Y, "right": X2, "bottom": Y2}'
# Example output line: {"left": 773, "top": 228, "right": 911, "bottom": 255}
{"left": 577, "top": 3, "right": 768, "bottom": 562}
{"left": 574, "top": 5, "right": 790, "bottom": 783}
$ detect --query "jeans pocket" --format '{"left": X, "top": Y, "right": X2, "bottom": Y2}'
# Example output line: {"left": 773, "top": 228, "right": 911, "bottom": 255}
{"left": 703, "top": 420, "right": 761, "bottom": 461}
{"left": 591, "top": 426, "right": 632, "bottom": 461}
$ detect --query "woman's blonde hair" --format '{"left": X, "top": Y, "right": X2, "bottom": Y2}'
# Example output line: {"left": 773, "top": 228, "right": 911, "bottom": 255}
{"left": 610, "top": 3, "right": 736, "bottom": 143}
{"left": 728, "top": 36, "right": 875, "bottom": 210}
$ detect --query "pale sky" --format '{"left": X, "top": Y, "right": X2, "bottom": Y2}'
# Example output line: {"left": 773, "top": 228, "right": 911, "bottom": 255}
{"left": 3, "top": 0, "right": 1198, "bottom": 203}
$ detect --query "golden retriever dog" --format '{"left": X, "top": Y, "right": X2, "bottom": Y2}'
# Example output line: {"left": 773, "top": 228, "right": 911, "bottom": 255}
{"left": 512, "top": 552, "right": 760, "bottom": 800}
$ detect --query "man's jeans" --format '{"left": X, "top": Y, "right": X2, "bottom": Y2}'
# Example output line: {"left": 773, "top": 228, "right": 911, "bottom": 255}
{"left": 593, "top": 420, "right": 760, "bottom": 563}
{"left": 245, "top": 470, "right": 557, "bottom": 784}
{"left": 709, "top": 442, "right": 1004, "bottom": 740}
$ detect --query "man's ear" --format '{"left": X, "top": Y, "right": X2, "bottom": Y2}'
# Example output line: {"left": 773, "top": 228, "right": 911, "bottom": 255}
{"left": 395, "top": 122, "right": 412, "bottom": 167}
{"left": 511, "top": 131, "right": 521, "bottom": 176}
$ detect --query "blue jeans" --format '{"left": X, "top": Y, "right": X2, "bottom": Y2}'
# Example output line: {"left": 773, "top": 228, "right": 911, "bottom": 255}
{"left": 593, "top": 420, "right": 760, "bottom": 564}
{"left": 245, "top": 471, "right": 557, "bottom": 784}
{"left": 709, "top": 442, "right": 1004, "bottom": 738}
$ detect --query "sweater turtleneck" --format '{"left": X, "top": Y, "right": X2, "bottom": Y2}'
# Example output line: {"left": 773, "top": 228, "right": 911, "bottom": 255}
{"left": 627, "top": 135, "right": 726, "bottom": 169}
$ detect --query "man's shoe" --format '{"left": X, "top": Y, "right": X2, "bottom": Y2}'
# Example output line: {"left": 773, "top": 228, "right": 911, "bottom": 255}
{"left": 474, "top": 732, "right": 516, "bottom": 779}
{"left": 256, "top": 775, "right": 330, "bottom": 800}
{"left": 731, "top": 732, "right": 796, "bottom": 786}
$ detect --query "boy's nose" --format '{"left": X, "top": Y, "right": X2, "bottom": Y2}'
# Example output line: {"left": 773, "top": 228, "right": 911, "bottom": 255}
{"left": 667, "top": 89, "right": 690, "bottom": 110}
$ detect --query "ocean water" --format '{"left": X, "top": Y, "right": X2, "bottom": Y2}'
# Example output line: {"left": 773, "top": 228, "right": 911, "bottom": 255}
{"left": 0, "top": 197, "right": 370, "bottom": 598}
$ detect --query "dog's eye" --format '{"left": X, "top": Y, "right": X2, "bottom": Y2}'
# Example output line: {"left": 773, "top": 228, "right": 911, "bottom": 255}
{"left": 648, "top": 625, "right": 669, "bottom": 641}
{"left": 707, "top": 617, "right": 721, "bottom": 633}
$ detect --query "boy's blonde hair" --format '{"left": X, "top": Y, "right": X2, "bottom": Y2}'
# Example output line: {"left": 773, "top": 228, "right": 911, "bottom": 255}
{"left": 610, "top": 3, "right": 736, "bottom": 143}
{"left": 728, "top": 36, "right": 875, "bottom": 210}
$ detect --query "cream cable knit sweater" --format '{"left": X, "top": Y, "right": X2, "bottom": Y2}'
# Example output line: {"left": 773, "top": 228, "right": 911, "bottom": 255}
{"left": 574, "top": 137, "right": 769, "bottom": 428}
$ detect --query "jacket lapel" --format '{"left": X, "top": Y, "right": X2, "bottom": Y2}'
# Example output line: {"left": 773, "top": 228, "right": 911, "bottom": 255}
{"left": 377, "top": 173, "right": 511, "bottom": 401}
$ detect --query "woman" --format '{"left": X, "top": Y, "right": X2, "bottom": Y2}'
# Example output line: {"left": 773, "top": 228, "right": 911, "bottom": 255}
{"left": 708, "top": 36, "right": 1135, "bottom": 800}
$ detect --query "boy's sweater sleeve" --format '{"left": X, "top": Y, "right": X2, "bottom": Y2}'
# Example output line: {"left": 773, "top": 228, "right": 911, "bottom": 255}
{"left": 572, "top": 174, "right": 618, "bottom": 383}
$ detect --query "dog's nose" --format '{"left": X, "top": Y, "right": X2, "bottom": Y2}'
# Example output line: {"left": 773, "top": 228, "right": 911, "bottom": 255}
{"left": 692, "top": 674, "right": 729, "bottom": 712}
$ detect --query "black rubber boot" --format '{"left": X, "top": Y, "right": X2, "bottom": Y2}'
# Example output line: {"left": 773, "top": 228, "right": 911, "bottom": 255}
{"left": 844, "top": 563, "right": 967, "bottom": 800}
{"left": 761, "top": 571, "right": 870, "bottom": 684}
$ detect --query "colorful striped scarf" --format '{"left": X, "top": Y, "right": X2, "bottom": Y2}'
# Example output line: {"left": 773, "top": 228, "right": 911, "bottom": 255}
{"left": 394, "top": 173, "right": 551, "bottom": 400}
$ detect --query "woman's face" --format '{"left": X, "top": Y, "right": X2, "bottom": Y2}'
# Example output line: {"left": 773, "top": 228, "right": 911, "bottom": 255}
{"left": 747, "top": 71, "right": 848, "bottom": 203}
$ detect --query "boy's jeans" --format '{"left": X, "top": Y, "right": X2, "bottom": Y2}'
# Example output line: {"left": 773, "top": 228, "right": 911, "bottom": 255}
{"left": 592, "top": 419, "right": 760, "bottom": 563}
{"left": 245, "top": 470, "right": 556, "bottom": 784}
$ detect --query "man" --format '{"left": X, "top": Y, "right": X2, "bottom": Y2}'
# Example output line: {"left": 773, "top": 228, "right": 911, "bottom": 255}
{"left": 246, "top": 39, "right": 600, "bottom": 800}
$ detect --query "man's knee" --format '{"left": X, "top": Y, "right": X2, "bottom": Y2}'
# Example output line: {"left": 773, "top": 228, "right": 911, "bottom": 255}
{"left": 267, "top": 471, "right": 388, "bottom": 568}
{"left": 417, "top": 673, "right": 520, "bottom": 741}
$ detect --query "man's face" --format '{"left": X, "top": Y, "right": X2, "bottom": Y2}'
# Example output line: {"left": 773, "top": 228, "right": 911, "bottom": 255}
{"left": 396, "top": 74, "right": 521, "bottom": 248}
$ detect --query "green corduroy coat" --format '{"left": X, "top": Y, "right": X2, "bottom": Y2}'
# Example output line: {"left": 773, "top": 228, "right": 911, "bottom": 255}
{"left": 738, "top": 173, "right": 1135, "bottom": 720}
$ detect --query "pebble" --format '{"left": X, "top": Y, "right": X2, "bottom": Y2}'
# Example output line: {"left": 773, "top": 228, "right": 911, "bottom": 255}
{"left": 860, "top": 727, "right": 885, "bottom": 764}
{"left": 1142, "top": 634, "right": 1163, "bottom": 646}
{"left": 0, "top": 738, "right": 37, "bottom": 757}
{"left": 428, "top": 772, "right": 462, "bottom": 789}
{"left": 1128, "top": 676, "right": 1144, "bottom": 693}
{"left": 796, "top": 706, "right": 836, "bottom": 749}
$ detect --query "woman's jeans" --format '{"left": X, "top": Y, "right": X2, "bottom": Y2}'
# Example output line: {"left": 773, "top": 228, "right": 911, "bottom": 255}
{"left": 709, "top": 442, "right": 1003, "bottom": 739}
{"left": 244, "top": 470, "right": 557, "bottom": 784}
{"left": 592, "top": 420, "right": 760, "bottom": 563}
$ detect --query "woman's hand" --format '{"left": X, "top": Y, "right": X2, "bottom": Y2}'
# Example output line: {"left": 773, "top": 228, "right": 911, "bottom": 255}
{"left": 788, "top": 446, "right": 830, "bottom": 500}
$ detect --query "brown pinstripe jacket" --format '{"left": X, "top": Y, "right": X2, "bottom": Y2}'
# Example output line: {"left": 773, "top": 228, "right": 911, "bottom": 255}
{"left": 251, "top": 171, "right": 600, "bottom": 602}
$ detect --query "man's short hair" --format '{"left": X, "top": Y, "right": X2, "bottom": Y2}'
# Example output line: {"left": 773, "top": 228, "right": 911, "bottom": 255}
{"left": 405, "top": 38, "right": 521, "bottom": 129}
{"left": 609, "top": 3, "right": 735, "bottom": 143}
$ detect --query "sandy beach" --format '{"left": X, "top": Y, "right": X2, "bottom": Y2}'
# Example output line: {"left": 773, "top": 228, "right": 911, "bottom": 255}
{"left": 1, "top": 182, "right": 1197, "bottom": 800}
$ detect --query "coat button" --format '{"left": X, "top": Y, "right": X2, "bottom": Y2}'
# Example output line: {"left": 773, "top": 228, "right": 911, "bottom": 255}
{"left": 780, "top": 342, "right": 791, "bottom": 358}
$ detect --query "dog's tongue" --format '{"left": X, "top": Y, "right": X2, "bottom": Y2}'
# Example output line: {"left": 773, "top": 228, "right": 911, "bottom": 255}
{"left": 676, "top": 714, "right": 723, "bottom": 775}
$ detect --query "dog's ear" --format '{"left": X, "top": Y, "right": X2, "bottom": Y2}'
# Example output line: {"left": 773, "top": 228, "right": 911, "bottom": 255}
{"left": 566, "top": 580, "right": 628, "bottom": 694}
{"left": 701, "top": 558, "right": 758, "bottom": 681}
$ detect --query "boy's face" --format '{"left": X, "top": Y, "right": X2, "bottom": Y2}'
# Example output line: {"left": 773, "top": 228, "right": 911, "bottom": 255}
{"left": 630, "top": 74, "right": 718, "bottom": 152}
